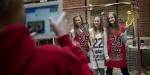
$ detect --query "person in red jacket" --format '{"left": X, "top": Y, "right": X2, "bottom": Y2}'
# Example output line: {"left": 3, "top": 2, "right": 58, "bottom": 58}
{"left": 0, "top": 0, "right": 93, "bottom": 75}
{"left": 105, "top": 12, "right": 130, "bottom": 75}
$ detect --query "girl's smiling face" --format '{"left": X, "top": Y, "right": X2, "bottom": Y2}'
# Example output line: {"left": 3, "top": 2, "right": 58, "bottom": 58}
{"left": 108, "top": 13, "right": 116, "bottom": 24}
{"left": 94, "top": 17, "right": 101, "bottom": 28}
{"left": 75, "top": 16, "right": 82, "bottom": 27}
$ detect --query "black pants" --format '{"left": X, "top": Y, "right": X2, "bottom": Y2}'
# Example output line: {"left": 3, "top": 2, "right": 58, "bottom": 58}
{"left": 96, "top": 68, "right": 105, "bottom": 75}
{"left": 94, "top": 68, "right": 105, "bottom": 75}
{"left": 106, "top": 67, "right": 130, "bottom": 75}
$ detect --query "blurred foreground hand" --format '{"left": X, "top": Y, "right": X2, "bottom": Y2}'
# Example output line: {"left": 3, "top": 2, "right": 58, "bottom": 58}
{"left": 49, "top": 12, "right": 68, "bottom": 37}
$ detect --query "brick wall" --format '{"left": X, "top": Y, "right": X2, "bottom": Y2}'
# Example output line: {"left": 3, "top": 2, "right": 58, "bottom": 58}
{"left": 90, "top": 0, "right": 132, "bottom": 35}
{"left": 63, "top": 0, "right": 131, "bottom": 31}
{"left": 138, "top": 0, "right": 150, "bottom": 37}
{"left": 63, "top": 0, "right": 85, "bottom": 8}
{"left": 63, "top": 0, "right": 150, "bottom": 37}
{"left": 63, "top": 0, "right": 86, "bottom": 31}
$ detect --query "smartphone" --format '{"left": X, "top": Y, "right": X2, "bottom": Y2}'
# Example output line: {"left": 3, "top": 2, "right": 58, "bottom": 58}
{"left": 49, "top": 12, "right": 66, "bottom": 25}
{"left": 56, "top": 12, "right": 66, "bottom": 25}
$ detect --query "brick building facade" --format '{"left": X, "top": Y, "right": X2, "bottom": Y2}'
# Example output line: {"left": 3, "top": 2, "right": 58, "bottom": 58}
{"left": 138, "top": 0, "right": 150, "bottom": 37}
{"left": 63, "top": 0, "right": 86, "bottom": 31}
{"left": 63, "top": 0, "right": 132, "bottom": 32}
{"left": 63, "top": 0, "right": 150, "bottom": 37}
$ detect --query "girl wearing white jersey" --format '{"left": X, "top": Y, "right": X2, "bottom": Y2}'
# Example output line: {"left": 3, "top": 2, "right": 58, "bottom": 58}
{"left": 89, "top": 16, "right": 108, "bottom": 75}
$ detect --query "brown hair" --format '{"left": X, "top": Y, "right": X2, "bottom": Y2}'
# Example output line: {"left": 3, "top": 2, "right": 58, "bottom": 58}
{"left": 0, "top": 0, "right": 24, "bottom": 24}
{"left": 107, "top": 12, "right": 119, "bottom": 33}
{"left": 73, "top": 15, "right": 83, "bottom": 30}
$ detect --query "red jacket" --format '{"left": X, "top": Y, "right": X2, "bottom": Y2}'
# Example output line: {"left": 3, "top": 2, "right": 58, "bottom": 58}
{"left": 0, "top": 24, "right": 92, "bottom": 75}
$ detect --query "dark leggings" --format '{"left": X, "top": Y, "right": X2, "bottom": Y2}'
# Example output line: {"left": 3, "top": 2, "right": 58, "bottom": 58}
{"left": 97, "top": 68, "right": 105, "bottom": 75}
{"left": 93, "top": 68, "right": 105, "bottom": 75}
{"left": 106, "top": 67, "right": 130, "bottom": 75}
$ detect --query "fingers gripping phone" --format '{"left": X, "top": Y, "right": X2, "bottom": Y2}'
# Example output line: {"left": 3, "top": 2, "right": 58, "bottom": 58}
{"left": 49, "top": 12, "right": 66, "bottom": 26}
{"left": 56, "top": 12, "right": 66, "bottom": 25}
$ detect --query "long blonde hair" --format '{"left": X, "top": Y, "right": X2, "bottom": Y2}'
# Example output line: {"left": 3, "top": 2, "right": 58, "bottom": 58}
{"left": 93, "top": 16, "right": 103, "bottom": 38}
{"left": 91, "top": 16, "right": 103, "bottom": 43}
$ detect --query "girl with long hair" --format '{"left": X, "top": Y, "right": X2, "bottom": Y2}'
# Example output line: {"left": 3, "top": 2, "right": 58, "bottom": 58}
{"left": 70, "top": 15, "right": 90, "bottom": 58}
{"left": 105, "top": 12, "right": 130, "bottom": 75}
{"left": 89, "top": 16, "right": 107, "bottom": 75}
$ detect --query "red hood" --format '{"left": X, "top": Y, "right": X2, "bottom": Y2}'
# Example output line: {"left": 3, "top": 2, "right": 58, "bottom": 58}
{"left": 0, "top": 24, "right": 35, "bottom": 74}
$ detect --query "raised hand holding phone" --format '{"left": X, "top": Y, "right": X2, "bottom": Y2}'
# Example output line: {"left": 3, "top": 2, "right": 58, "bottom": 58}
{"left": 49, "top": 12, "right": 68, "bottom": 37}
